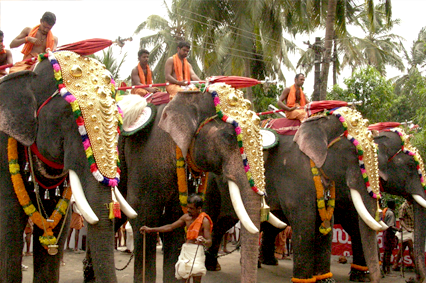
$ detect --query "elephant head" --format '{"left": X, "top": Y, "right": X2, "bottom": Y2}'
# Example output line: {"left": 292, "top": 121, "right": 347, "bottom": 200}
{"left": 293, "top": 106, "right": 383, "bottom": 282}
{"left": 373, "top": 127, "right": 426, "bottom": 282}
{"left": 157, "top": 84, "right": 267, "bottom": 282}
{"left": 0, "top": 51, "right": 134, "bottom": 282}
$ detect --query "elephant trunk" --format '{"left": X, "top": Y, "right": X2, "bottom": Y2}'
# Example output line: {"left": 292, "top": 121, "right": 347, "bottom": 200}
{"left": 350, "top": 189, "right": 383, "bottom": 231}
{"left": 413, "top": 202, "right": 426, "bottom": 282}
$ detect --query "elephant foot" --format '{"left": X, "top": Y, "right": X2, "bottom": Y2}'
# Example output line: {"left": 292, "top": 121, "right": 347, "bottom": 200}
{"left": 317, "top": 278, "right": 336, "bottom": 283}
{"left": 349, "top": 269, "right": 371, "bottom": 282}
{"left": 260, "top": 256, "right": 278, "bottom": 266}
{"left": 206, "top": 261, "right": 221, "bottom": 271}
{"left": 83, "top": 257, "right": 95, "bottom": 283}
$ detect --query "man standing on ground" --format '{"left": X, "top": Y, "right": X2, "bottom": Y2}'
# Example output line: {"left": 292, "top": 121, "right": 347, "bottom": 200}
{"left": 382, "top": 199, "right": 398, "bottom": 275}
{"left": 66, "top": 196, "right": 84, "bottom": 252}
{"left": 9, "top": 11, "right": 58, "bottom": 73}
{"left": 393, "top": 199, "right": 416, "bottom": 272}
{"left": 131, "top": 49, "right": 160, "bottom": 96}
{"left": 277, "top": 73, "right": 308, "bottom": 122}
{"left": 140, "top": 194, "right": 212, "bottom": 283}
{"left": 164, "top": 41, "right": 201, "bottom": 99}
{"left": 0, "top": 30, "right": 13, "bottom": 78}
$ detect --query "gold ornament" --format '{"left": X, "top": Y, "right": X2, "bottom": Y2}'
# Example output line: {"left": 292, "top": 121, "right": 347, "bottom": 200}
{"left": 47, "top": 245, "right": 59, "bottom": 256}
{"left": 54, "top": 51, "right": 121, "bottom": 179}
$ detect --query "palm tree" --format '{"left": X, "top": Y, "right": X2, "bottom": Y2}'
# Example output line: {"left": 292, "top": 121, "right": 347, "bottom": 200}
{"left": 134, "top": 0, "right": 202, "bottom": 83}
{"left": 89, "top": 46, "right": 127, "bottom": 81}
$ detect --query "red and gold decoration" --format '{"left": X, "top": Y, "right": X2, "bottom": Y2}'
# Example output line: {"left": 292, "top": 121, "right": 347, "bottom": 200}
{"left": 8, "top": 137, "right": 72, "bottom": 251}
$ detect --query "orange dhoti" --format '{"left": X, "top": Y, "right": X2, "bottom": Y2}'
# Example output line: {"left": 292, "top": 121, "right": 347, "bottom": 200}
{"left": 166, "top": 84, "right": 184, "bottom": 100}
{"left": 9, "top": 53, "right": 38, "bottom": 73}
{"left": 285, "top": 103, "right": 307, "bottom": 122}
{"left": 130, "top": 88, "right": 149, "bottom": 97}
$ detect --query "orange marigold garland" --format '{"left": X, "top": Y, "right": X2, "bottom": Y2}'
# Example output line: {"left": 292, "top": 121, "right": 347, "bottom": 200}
{"left": 176, "top": 146, "right": 188, "bottom": 214}
{"left": 8, "top": 137, "right": 72, "bottom": 249}
{"left": 291, "top": 277, "right": 317, "bottom": 283}
{"left": 310, "top": 159, "right": 335, "bottom": 235}
{"left": 314, "top": 272, "right": 333, "bottom": 281}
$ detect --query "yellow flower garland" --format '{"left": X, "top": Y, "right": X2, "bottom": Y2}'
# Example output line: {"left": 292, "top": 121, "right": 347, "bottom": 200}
{"left": 176, "top": 146, "right": 188, "bottom": 214}
{"left": 310, "top": 159, "right": 336, "bottom": 235}
{"left": 351, "top": 263, "right": 369, "bottom": 271}
{"left": 291, "top": 277, "right": 316, "bottom": 283}
{"left": 315, "top": 272, "right": 333, "bottom": 280}
{"left": 8, "top": 137, "right": 72, "bottom": 248}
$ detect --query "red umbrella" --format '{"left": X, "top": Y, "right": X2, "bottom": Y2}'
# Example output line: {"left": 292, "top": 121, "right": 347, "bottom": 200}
{"left": 305, "top": 100, "right": 349, "bottom": 116}
{"left": 207, "top": 76, "right": 263, "bottom": 89}
{"left": 56, "top": 38, "right": 115, "bottom": 56}
{"left": 368, "top": 122, "right": 401, "bottom": 131}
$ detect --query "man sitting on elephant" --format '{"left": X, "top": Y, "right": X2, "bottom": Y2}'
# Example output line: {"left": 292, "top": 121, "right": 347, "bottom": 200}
{"left": 131, "top": 48, "right": 160, "bottom": 96}
{"left": 164, "top": 40, "right": 201, "bottom": 99}
{"left": 277, "top": 73, "right": 308, "bottom": 121}
{"left": 9, "top": 11, "right": 58, "bottom": 73}
{"left": 140, "top": 194, "right": 212, "bottom": 282}
{"left": 0, "top": 30, "right": 13, "bottom": 78}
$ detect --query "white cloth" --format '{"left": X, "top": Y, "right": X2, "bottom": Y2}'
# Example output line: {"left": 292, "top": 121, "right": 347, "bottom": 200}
{"left": 175, "top": 243, "right": 206, "bottom": 279}
{"left": 125, "top": 222, "right": 134, "bottom": 252}
{"left": 396, "top": 230, "right": 414, "bottom": 243}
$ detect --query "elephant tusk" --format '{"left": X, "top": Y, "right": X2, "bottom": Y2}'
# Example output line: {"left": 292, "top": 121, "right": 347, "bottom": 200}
{"left": 350, "top": 189, "right": 382, "bottom": 231}
{"left": 412, "top": 194, "right": 426, "bottom": 209}
{"left": 378, "top": 220, "right": 389, "bottom": 231}
{"left": 228, "top": 180, "right": 259, "bottom": 234}
{"left": 113, "top": 186, "right": 137, "bottom": 219}
{"left": 267, "top": 212, "right": 287, "bottom": 229}
{"left": 69, "top": 170, "right": 99, "bottom": 224}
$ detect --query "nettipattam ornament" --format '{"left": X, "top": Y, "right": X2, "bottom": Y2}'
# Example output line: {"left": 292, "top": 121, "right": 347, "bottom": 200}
{"left": 207, "top": 83, "right": 265, "bottom": 195}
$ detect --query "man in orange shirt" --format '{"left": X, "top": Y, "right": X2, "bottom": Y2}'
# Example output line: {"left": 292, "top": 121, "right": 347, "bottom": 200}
{"left": 130, "top": 49, "right": 160, "bottom": 96}
{"left": 140, "top": 194, "right": 212, "bottom": 282}
{"left": 277, "top": 73, "right": 308, "bottom": 121}
{"left": 9, "top": 11, "right": 58, "bottom": 73}
{"left": 0, "top": 30, "right": 13, "bottom": 78}
{"left": 164, "top": 41, "right": 201, "bottom": 99}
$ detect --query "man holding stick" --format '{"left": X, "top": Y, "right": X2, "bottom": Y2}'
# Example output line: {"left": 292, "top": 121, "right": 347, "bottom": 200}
{"left": 140, "top": 194, "right": 212, "bottom": 282}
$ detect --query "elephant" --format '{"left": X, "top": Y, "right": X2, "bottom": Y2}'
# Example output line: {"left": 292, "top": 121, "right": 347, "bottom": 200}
{"left": 118, "top": 84, "right": 273, "bottom": 283}
{"left": 0, "top": 51, "right": 135, "bottom": 283}
{"left": 204, "top": 107, "right": 384, "bottom": 282}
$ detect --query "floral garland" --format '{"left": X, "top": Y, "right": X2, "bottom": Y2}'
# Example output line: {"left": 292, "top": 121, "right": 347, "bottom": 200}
{"left": 314, "top": 272, "right": 333, "bottom": 281}
{"left": 208, "top": 89, "right": 264, "bottom": 196}
{"left": 8, "top": 137, "right": 72, "bottom": 248}
{"left": 386, "top": 128, "right": 426, "bottom": 192}
{"left": 351, "top": 263, "right": 369, "bottom": 272}
{"left": 38, "top": 51, "right": 122, "bottom": 187}
{"left": 326, "top": 109, "right": 380, "bottom": 199}
{"left": 310, "top": 159, "right": 335, "bottom": 235}
{"left": 291, "top": 277, "right": 316, "bottom": 283}
{"left": 176, "top": 146, "right": 188, "bottom": 213}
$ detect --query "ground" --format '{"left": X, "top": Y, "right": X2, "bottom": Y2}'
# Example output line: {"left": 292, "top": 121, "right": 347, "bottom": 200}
{"left": 21, "top": 243, "right": 415, "bottom": 282}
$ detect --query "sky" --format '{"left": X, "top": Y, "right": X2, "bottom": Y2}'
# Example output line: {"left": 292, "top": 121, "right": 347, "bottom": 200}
{"left": 0, "top": 0, "right": 424, "bottom": 99}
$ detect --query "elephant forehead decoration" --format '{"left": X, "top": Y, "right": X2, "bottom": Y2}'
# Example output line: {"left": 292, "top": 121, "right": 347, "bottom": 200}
{"left": 331, "top": 107, "right": 380, "bottom": 199}
{"left": 388, "top": 128, "right": 426, "bottom": 189}
{"left": 207, "top": 83, "right": 265, "bottom": 195}
{"left": 42, "top": 51, "right": 122, "bottom": 185}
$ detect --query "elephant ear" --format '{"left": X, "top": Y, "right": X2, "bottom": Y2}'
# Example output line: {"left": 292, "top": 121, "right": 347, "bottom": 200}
{"left": 293, "top": 117, "right": 328, "bottom": 167}
{"left": 158, "top": 92, "right": 203, "bottom": 157}
{"left": 0, "top": 71, "right": 38, "bottom": 146}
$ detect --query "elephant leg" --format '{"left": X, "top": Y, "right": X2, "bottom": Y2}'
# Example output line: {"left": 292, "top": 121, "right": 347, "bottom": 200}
{"left": 359, "top": 219, "right": 380, "bottom": 283}
{"left": 259, "top": 220, "right": 282, "bottom": 266}
{"left": 205, "top": 216, "right": 237, "bottom": 271}
{"left": 413, "top": 203, "right": 426, "bottom": 283}
{"left": 313, "top": 216, "right": 333, "bottom": 277}
{"left": 83, "top": 247, "right": 95, "bottom": 283}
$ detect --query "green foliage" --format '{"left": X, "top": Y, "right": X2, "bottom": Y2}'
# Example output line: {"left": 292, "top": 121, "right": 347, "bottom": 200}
{"left": 327, "top": 66, "right": 395, "bottom": 123}
{"left": 381, "top": 192, "right": 406, "bottom": 218}
{"left": 252, "top": 84, "right": 283, "bottom": 119}
{"left": 88, "top": 47, "right": 127, "bottom": 81}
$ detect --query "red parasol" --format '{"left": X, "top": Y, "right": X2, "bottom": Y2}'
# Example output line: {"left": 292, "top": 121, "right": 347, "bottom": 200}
{"left": 56, "top": 38, "right": 115, "bottom": 56}
{"left": 368, "top": 122, "right": 401, "bottom": 131}
{"left": 305, "top": 100, "right": 349, "bottom": 116}
{"left": 206, "top": 76, "right": 263, "bottom": 89}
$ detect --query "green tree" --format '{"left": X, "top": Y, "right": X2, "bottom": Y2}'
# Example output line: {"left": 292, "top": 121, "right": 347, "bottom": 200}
{"left": 327, "top": 66, "right": 395, "bottom": 123}
{"left": 89, "top": 47, "right": 127, "bottom": 81}
{"left": 134, "top": 0, "right": 202, "bottom": 83}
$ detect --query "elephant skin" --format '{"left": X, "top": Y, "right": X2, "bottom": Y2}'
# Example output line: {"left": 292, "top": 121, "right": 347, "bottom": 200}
{"left": 0, "top": 60, "right": 120, "bottom": 282}
{"left": 205, "top": 114, "right": 382, "bottom": 282}
{"left": 119, "top": 92, "right": 262, "bottom": 283}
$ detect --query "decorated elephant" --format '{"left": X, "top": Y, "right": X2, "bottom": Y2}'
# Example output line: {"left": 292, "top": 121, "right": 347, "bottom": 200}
{"left": 329, "top": 123, "right": 426, "bottom": 282}
{"left": 0, "top": 50, "right": 136, "bottom": 282}
{"left": 117, "top": 83, "right": 282, "bottom": 283}
{"left": 205, "top": 104, "right": 385, "bottom": 282}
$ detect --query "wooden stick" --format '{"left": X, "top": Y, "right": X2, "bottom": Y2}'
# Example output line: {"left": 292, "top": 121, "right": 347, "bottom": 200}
{"left": 143, "top": 231, "right": 146, "bottom": 283}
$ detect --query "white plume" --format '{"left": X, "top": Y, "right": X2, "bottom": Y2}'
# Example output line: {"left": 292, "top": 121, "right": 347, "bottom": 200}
{"left": 117, "top": 95, "right": 147, "bottom": 130}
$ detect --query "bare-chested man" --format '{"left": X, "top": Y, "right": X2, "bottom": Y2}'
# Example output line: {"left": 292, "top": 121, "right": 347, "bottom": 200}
{"left": 0, "top": 30, "right": 13, "bottom": 78}
{"left": 140, "top": 194, "right": 212, "bottom": 283}
{"left": 164, "top": 41, "right": 201, "bottom": 99}
{"left": 130, "top": 49, "right": 159, "bottom": 96}
{"left": 9, "top": 11, "right": 58, "bottom": 73}
{"left": 277, "top": 73, "right": 309, "bottom": 122}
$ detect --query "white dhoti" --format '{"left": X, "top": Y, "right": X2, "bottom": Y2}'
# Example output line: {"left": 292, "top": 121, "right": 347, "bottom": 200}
{"left": 175, "top": 243, "right": 206, "bottom": 279}
{"left": 396, "top": 230, "right": 414, "bottom": 243}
